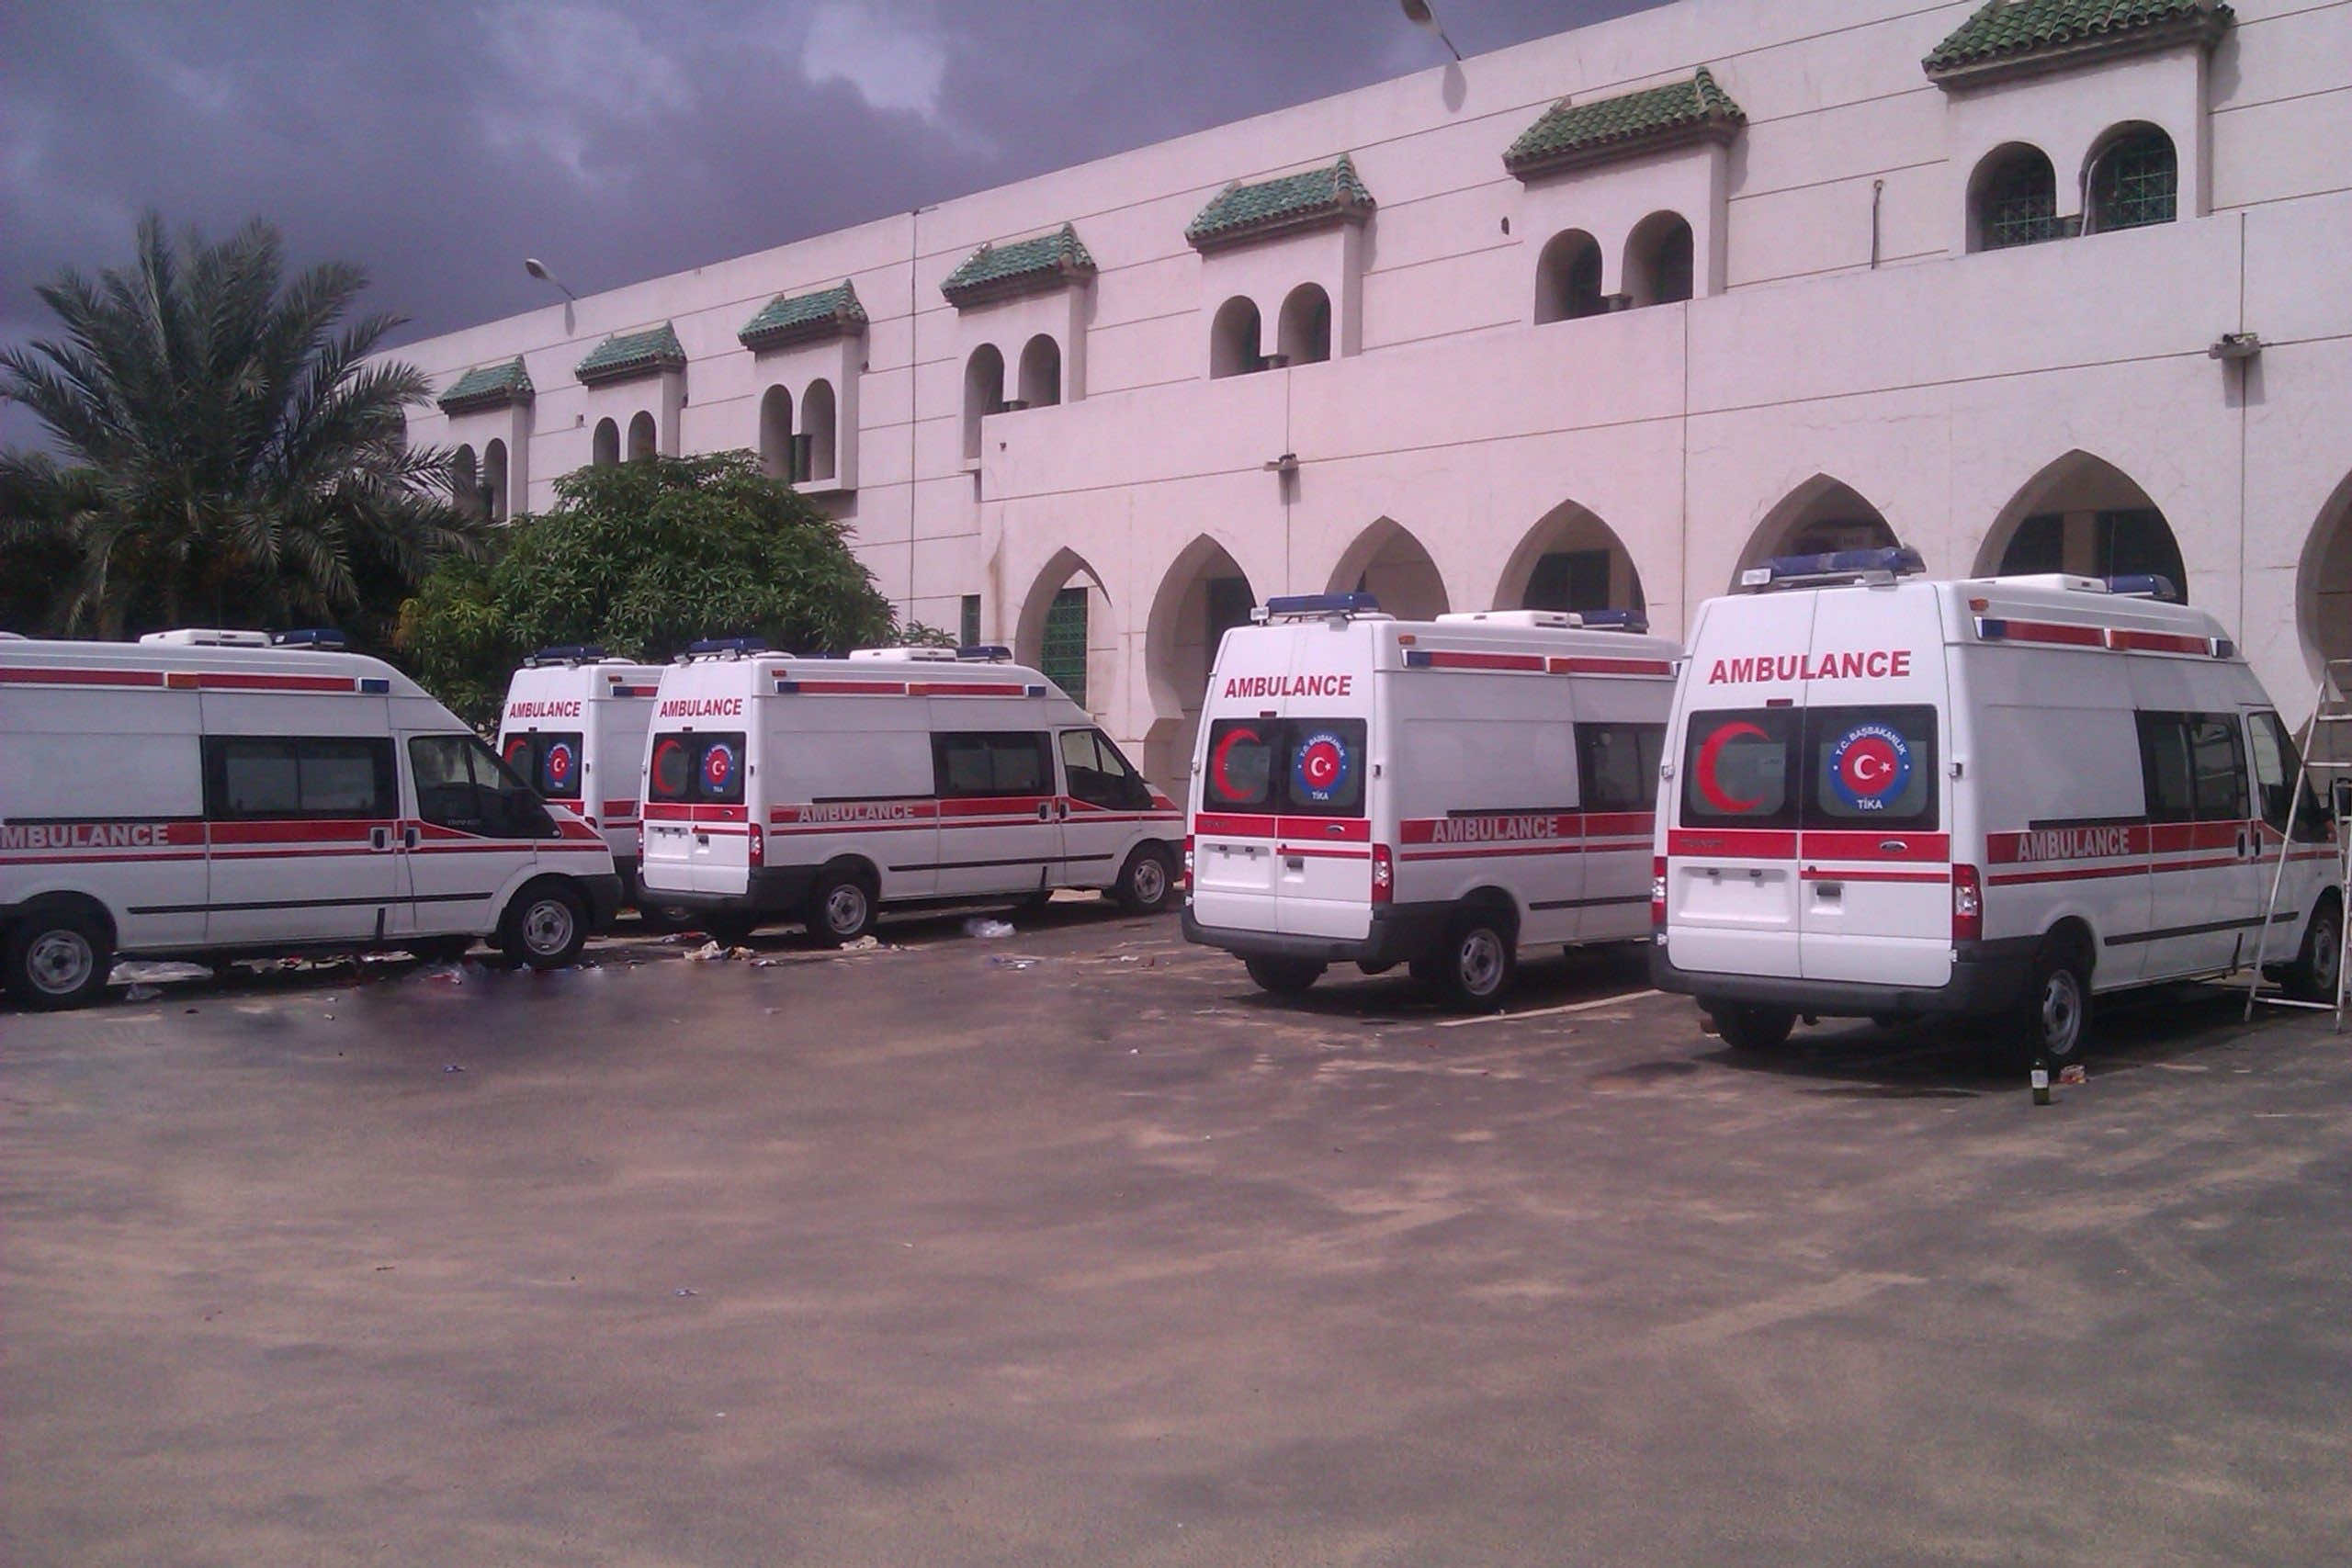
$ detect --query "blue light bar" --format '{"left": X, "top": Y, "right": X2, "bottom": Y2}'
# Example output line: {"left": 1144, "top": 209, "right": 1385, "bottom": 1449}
{"left": 957, "top": 644, "right": 1012, "bottom": 661}
{"left": 357, "top": 677, "right": 391, "bottom": 694}
{"left": 2104, "top": 574, "right": 2179, "bottom": 602}
{"left": 1263, "top": 592, "right": 1381, "bottom": 617}
{"left": 272, "top": 627, "right": 348, "bottom": 649}
{"left": 1576, "top": 609, "right": 1650, "bottom": 633}
{"left": 1743, "top": 546, "right": 1926, "bottom": 589}
{"left": 531, "top": 644, "right": 607, "bottom": 663}
{"left": 684, "top": 636, "right": 769, "bottom": 657}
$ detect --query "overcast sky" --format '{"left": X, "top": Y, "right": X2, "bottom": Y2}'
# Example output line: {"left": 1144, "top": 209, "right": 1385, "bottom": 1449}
{"left": 1, "top": 0, "right": 1665, "bottom": 448}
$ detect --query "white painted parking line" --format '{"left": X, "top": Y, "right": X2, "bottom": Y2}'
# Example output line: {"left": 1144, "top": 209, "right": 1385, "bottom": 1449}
{"left": 1435, "top": 988, "right": 1662, "bottom": 1028}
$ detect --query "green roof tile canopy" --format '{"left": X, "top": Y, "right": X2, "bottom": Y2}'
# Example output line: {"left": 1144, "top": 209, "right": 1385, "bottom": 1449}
{"left": 575, "top": 323, "right": 686, "bottom": 387}
{"left": 1503, "top": 68, "right": 1746, "bottom": 182}
{"left": 436, "top": 357, "right": 534, "bottom": 416}
{"left": 940, "top": 224, "right": 1096, "bottom": 310}
{"left": 1186, "top": 155, "right": 1375, "bottom": 253}
{"left": 1924, "top": 0, "right": 2233, "bottom": 85}
{"left": 738, "top": 281, "right": 868, "bottom": 352}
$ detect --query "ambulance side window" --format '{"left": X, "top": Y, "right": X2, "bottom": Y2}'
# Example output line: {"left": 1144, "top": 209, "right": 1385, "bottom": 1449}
{"left": 1679, "top": 710, "right": 1797, "bottom": 829}
{"left": 204, "top": 737, "right": 396, "bottom": 821}
{"left": 1202, "top": 720, "right": 1274, "bottom": 811}
{"left": 1575, "top": 723, "right": 1665, "bottom": 814}
{"left": 2137, "top": 712, "right": 2245, "bottom": 823}
{"left": 502, "top": 732, "right": 584, "bottom": 800}
{"left": 2248, "top": 711, "right": 2330, "bottom": 840}
{"left": 933, "top": 732, "right": 1053, "bottom": 797}
{"left": 1804, "top": 705, "right": 1938, "bottom": 827}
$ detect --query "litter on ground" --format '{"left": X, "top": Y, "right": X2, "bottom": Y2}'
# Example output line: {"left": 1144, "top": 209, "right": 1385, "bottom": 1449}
{"left": 963, "top": 918, "right": 1015, "bottom": 940}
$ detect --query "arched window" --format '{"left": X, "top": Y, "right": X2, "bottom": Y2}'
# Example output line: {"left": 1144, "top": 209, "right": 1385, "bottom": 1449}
{"left": 1534, "top": 230, "right": 1606, "bottom": 323}
{"left": 1017, "top": 334, "right": 1061, "bottom": 408}
{"left": 801, "top": 379, "right": 837, "bottom": 483}
{"left": 451, "top": 444, "right": 480, "bottom": 517}
{"left": 482, "top": 439, "right": 509, "bottom": 522}
{"left": 1276, "top": 283, "right": 1331, "bottom": 366}
{"left": 2086, "top": 127, "right": 2177, "bottom": 233}
{"left": 627, "top": 411, "right": 657, "bottom": 462}
{"left": 1973, "top": 145, "right": 2062, "bottom": 251}
{"left": 1209, "top": 296, "right": 1261, "bottom": 379}
{"left": 759, "top": 386, "right": 794, "bottom": 479}
{"left": 962, "top": 344, "right": 1003, "bottom": 460}
{"left": 592, "top": 418, "right": 619, "bottom": 468}
{"left": 1625, "top": 213, "right": 1693, "bottom": 307}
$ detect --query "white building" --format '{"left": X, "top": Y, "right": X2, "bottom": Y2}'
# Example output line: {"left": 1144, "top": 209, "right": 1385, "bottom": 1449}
{"left": 397, "top": 0, "right": 2352, "bottom": 790}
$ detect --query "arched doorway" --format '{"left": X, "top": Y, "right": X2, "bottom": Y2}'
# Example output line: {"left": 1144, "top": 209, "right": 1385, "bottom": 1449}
{"left": 1973, "top": 451, "right": 2188, "bottom": 600}
{"left": 1209, "top": 296, "right": 1261, "bottom": 378}
{"left": 802, "top": 380, "right": 838, "bottom": 482}
{"left": 1276, "top": 284, "right": 1331, "bottom": 366}
{"left": 1017, "top": 334, "right": 1061, "bottom": 407}
{"left": 963, "top": 344, "right": 1003, "bottom": 459}
{"left": 627, "top": 411, "right": 657, "bottom": 462}
{"left": 1328, "top": 518, "right": 1448, "bottom": 620}
{"left": 2298, "top": 473, "right": 2352, "bottom": 728}
{"left": 592, "top": 418, "right": 619, "bottom": 468}
{"left": 1534, "top": 229, "right": 1606, "bottom": 323}
{"left": 1624, "top": 211, "right": 1694, "bottom": 306}
{"left": 1015, "top": 547, "right": 1112, "bottom": 717}
{"left": 759, "top": 386, "right": 794, "bottom": 479}
{"left": 1496, "top": 501, "right": 1645, "bottom": 615}
{"left": 1142, "top": 536, "right": 1258, "bottom": 789}
{"left": 451, "top": 444, "right": 481, "bottom": 518}
{"left": 1736, "top": 476, "right": 1900, "bottom": 584}
{"left": 482, "top": 439, "right": 509, "bottom": 522}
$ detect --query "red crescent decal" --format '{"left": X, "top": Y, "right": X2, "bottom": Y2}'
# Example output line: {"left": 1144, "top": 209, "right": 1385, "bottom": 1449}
{"left": 1694, "top": 721, "right": 1769, "bottom": 813}
{"left": 1211, "top": 726, "right": 1261, "bottom": 800}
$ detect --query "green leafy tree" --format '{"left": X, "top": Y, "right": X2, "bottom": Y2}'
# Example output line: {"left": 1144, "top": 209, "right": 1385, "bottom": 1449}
{"left": 0, "top": 211, "right": 484, "bottom": 641}
{"left": 400, "top": 451, "right": 899, "bottom": 727}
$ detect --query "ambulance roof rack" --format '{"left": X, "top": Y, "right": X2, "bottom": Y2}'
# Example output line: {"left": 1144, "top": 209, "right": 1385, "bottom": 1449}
{"left": 1740, "top": 545, "right": 1926, "bottom": 592}
{"left": 1432, "top": 608, "right": 1652, "bottom": 633}
{"left": 1255, "top": 592, "right": 1385, "bottom": 623}
{"left": 141, "top": 628, "right": 273, "bottom": 648}
{"left": 957, "top": 644, "right": 1013, "bottom": 662}
{"left": 848, "top": 646, "right": 957, "bottom": 661}
{"left": 526, "top": 644, "right": 609, "bottom": 666}
{"left": 681, "top": 636, "right": 768, "bottom": 660}
{"left": 271, "top": 627, "right": 349, "bottom": 649}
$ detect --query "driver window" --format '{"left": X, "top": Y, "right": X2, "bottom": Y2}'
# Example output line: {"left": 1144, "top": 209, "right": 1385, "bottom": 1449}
{"left": 2248, "top": 711, "right": 2329, "bottom": 841}
{"left": 410, "top": 734, "right": 552, "bottom": 839}
{"left": 1060, "top": 729, "right": 1152, "bottom": 809}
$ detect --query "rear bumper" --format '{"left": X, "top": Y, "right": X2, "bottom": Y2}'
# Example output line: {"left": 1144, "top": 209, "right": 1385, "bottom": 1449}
{"left": 1182, "top": 900, "right": 1452, "bottom": 966}
{"left": 1648, "top": 934, "right": 2037, "bottom": 1017}
{"left": 579, "top": 874, "right": 625, "bottom": 934}
{"left": 640, "top": 865, "right": 820, "bottom": 917}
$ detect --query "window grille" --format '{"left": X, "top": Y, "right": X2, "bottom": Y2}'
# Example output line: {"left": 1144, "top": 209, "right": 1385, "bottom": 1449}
{"left": 2089, "top": 131, "right": 2177, "bottom": 232}
{"left": 1041, "top": 586, "right": 1088, "bottom": 707}
{"left": 1980, "top": 152, "right": 2063, "bottom": 250}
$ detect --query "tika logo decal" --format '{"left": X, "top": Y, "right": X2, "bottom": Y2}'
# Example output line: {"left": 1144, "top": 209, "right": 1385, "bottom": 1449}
{"left": 506, "top": 699, "right": 583, "bottom": 719}
{"left": 1, "top": 822, "right": 170, "bottom": 850}
{"left": 1223, "top": 673, "right": 1353, "bottom": 699}
{"left": 1707, "top": 650, "right": 1913, "bottom": 683}
{"left": 658, "top": 696, "right": 744, "bottom": 718}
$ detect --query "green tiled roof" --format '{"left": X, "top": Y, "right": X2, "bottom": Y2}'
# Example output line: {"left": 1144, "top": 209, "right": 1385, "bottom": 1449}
{"left": 1925, "top": 0, "right": 2233, "bottom": 82}
{"left": 940, "top": 224, "right": 1096, "bottom": 309}
{"left": 738, "top": 281, "right": 867, "bottom": 352}
{"left": 1186, "top": 155, "right": 1374, "bottom": 252}
{"left": 436, "top": 357, "right": 533, "bottom": 415}
{"left": 1503, "top": 68, "right": 1745, "bottom": 180}
{"left": 575, "top": 323, "right": 685, "bottom": 386}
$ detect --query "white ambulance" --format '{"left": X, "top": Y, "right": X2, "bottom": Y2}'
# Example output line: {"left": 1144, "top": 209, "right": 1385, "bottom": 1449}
{"left": 1181, "top": 593, "right": 1680, "bottom": 1008}
{"left": 635, "top": 640, "right": 1183, "bottom": 943}
{"left": 0, "top": 629, "right": 622, "bottom": 1010}
{"left": 494, "top": 648, "right": 664, "bottom": 905}
{"left": 1651, "top": 548, "right": 2344, "bottom": 1061}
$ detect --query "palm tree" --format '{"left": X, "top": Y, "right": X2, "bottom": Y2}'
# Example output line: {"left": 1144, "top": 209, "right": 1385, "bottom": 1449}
{"left": 0, "top": 212, "right": 487, "bottom": 639}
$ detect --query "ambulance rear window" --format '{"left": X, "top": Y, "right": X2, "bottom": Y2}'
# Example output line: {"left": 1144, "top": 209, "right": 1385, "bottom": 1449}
{"left": 1805, "top": 706, "right": 1938, "bottom": 826}
{"left": 501, "top": 731, "right": 584, "bottom": 800}
{"left": 1204, "top": 719, "right": 1274, "bottom": 810}
{"left": 1680, "top": 710, "right": 1797, "bottom": 829}
{"left": 648, "top": 731, "right": 745, "bottom": 805}
{"left": 1202, "top": 717, "right": 1367, "bottom": 816}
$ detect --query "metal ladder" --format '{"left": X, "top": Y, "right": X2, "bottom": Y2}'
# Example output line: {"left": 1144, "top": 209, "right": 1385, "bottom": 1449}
{"left": 2245, "top": 658, "right": 2352, "bottom": 1030}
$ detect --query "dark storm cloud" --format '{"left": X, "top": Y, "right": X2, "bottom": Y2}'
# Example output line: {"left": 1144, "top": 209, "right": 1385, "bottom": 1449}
{"left": 0, "top": 0, "right": 1661, "bottom": 444}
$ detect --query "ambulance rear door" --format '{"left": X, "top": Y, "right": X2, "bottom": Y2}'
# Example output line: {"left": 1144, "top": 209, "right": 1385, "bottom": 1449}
{"left": 642, "top": 667, "right": 753, "bottom": 896}
{"left": 1790, "top": 588, "right": 1953, "bottom": 987}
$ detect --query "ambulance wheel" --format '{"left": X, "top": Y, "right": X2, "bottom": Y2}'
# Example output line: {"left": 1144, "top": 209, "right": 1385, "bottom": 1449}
{"left": 1705, "top": 1000, "right": 1796, "bottom": 1052}
{"left": 2015, "top": 937, "right": 2091, "bottom": 1065}
{"left": 1245, "top": 956, "right": 1325, "bottom": 996}
{"left": 4, "top": 899, "right": 114, "bottom": 1011}
{"left": 1113, "top": 846, "right": 1176, "bottom": 914}
{"left": 1433, "top": 910, "right": 1517, "bottom": 1011}
{"left": 2284, "top": 892, "right": 2343, "bottom": 1003}
{"left": 500, "top": 881, "right": 587, "bottom": 970}
{"left": 805, "top": 867, "right": 876, "bottom": 945}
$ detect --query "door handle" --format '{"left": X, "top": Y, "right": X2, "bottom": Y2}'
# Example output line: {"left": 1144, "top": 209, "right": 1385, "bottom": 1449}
{"left": 1285, "top": 856, "right": 1305, "bottom": 871}
{"left": 1325, "top": 823, "right": 1346, "bottom": 837}
{"left": 401, "top": 825, "right": 419, "bottom": 850}
{"left": 1038, "top": 803, "right": 1053, "bottom": 821}
{"left": 370, "top": 826, "right": 391, "bottom": 852}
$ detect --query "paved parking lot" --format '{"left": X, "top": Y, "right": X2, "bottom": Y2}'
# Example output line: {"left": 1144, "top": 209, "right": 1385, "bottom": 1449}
{"left": 6, "top": 901, "right": 2351, "bottom": 1565}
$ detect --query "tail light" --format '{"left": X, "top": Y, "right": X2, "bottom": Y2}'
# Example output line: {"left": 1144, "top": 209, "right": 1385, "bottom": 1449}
{"left": 1181, "top": 834, "right": 1193, "bottom": 894}
{"left": 747, "top": 823, "right": 765, "bottom": 868}
{"left": 637, "top": 822, "right": 646, "bottom": 858}
{"left": 1651, "top": 855, "right": 1668, "bottom": 929}
{"left": 1371, "top": 843, "right": 1395, "bottom": 905}
{"left": 1951, "top": 863, "right": 1982, "bottom": 942}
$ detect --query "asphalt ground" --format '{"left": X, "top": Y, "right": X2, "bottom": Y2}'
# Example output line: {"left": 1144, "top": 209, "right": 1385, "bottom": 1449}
{"left": 5, "top": 899, "right": 2350, "bottom": 1565}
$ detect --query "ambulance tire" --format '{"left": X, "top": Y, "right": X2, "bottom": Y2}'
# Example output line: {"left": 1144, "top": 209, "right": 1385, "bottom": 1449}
{"left": 2014, "top": 934, "right": 2091, "bottom": 1066}
{"left": 1705, "top": 999, "right": 1796, "bottom": 1052}
{"left": 1433, "top": 909, "right": 1517, "bottom": 1011}
{"left": 499, "top": 880, "right": 588, "bottom": 970}
{"left": 1245, "top": 956, "right": 1325, "bottom": 996}
{"left": 2283, "top": 892, "right": 2343, "bottom": 1004}
{"left": 4, "top": 899, "right": 114, "bottom": 1012}
{"left": 1113, "top": 846, "right": 1176, "bottom": 914}
{"left": 805, "top": 866, "right": 877, "bottom": 946}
